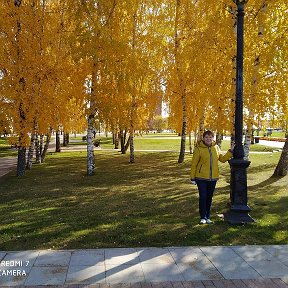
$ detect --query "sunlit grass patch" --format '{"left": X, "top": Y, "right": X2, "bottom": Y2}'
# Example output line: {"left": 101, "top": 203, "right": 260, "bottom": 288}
{"left": 0, "top": 137, "right": 18, "bottom": 157}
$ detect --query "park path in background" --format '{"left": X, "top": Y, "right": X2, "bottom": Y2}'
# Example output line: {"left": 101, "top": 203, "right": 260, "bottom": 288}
{"left": 0, "top": 157, "right": 17, "bottom": 178}
{"left": 256, "top": 139, "right": 285, "bottom": 149}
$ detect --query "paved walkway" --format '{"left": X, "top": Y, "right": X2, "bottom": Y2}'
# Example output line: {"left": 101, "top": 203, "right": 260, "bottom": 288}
{"left": 0, "top": 246, "right": 288, "bottom": 287}
{"left": 258, "top": 139, "right": 285, "bottom": 149}
{"left": 0, "top": 157, "right": 17, "bottom": 178}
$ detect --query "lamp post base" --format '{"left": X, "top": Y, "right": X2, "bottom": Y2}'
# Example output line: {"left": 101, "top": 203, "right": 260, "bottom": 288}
{"left": 224, "top": 209, "right": 254, "bottom": 225}
{"left": 224, "top": 158, "right": 255, "bottom": 224}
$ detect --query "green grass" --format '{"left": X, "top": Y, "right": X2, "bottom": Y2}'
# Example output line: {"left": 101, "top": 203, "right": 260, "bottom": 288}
{"left": 0, "top": 149, "right": 287, "bottom": 250}
{"left": 258, "top": 131, "right": 286, "bottom": 138}
{"left": 69, "top": 135, "right": 277, "bottom": 153}
{"left": 0, "top": 137, "right": 18, "bottom": 157}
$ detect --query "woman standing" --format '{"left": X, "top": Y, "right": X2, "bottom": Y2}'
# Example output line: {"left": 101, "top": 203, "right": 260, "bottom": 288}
{"left": 190, "top": 130, "right": 234, "bottom": 224}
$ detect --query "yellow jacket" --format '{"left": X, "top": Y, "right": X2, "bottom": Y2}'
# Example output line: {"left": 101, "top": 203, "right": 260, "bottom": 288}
{"left": 190, "top": 141, "right": 232, "bottom": 181}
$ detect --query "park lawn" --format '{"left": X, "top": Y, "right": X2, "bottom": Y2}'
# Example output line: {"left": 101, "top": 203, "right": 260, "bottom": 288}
{"left": 0, "top": 150, "right": 287, "bottom": 251}
{"left": 69, "top": 134, "right": 276, "bottom": 152}
{"left": 258, "top": 131, "right": 286, "bottom": 138}
{"left": 134, "top": 137, "right": 189, "bottom": 151}
{"left": 0, "top": 138, "right": 18, "bottom": 157}
{"left": 69, "top": 134, "right": 185, "bottom": 150}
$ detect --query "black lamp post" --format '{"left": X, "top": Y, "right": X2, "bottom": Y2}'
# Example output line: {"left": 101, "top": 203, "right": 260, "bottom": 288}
{"left": 224, "top": 0, "right": 254, "bottom": 224}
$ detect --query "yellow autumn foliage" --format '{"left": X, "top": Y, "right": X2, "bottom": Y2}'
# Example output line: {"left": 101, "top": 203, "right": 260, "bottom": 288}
{"left": 0, "top": 0, "right": 287, "bottom": 145}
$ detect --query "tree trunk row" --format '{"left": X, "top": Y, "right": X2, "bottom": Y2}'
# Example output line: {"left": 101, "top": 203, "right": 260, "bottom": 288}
{"left": 16, "top": 131, "right": 52, "bottom": 176}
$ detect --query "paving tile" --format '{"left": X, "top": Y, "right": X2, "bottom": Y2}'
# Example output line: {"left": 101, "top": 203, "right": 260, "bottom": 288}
{"left": 0, "top": 252, "right": 6, "bottom": 261}
{"left": 2, "top": 251, "right": 39, "bottom": 267}
{"left": 182, "top": 281, "right": 205, "bottom": 288}
{"left": 34, "top": 250, "right": 71, "bottom": 267}
{"left": 64, "top": 285, "right": 101, "bottom": 288}
{"left": 105, "top": 248, "right": 140, "bottom": 265}
{"left": 70, "top": 250, "right": 105, "bottom": 267}
{"left": 156, "top": 284, "right": 169, "bottom": 288}
{"left": 139, "top": 283, "right": 153, "bottom": 288}
{"left": 110, "top": 284, "right": 131, "bottom": 288}
{"left": 233, "top": 246, "right": 288, "bottom": 278}
{"left": 171, "top": 281, "right": 185, "bottom": 288}
{"left": 0, "top": 268, "right": 29, "bottom": 286}
{"left": 105, "top": 263, "right": 145, "bottom": 284}
{"left": 263, "top": 245, "right": 288, "bottom": 266}
{"left": 242, "top": 279, "right": 261, "bottom": 287}
{"left": 169, "top": 247, "right": 222, "bottom": 281}
{"left": 24, "top": 266, "right": 67, "bottom": 285}
{"left": 66, "top": 265, "right": 106, "bottom": 284}
{"left": 169, "top": 247, "right": 205, "bottom": 264}
{"left": 200, "top": 280, "right": 215, "bottom": 288}
{"left": 150, "top": 282, "right": 173, "bottom": 288}
{"left": 273, "top": 278, "right": 288, "bottom": 288}
{"left": 251, "top": 278, "right": 279, "bottom": 288}
{"left": 212, "top": 279, "right": 237, "bottom": 288}
{"left": 232, "top": 246, "right": 271, "bottom": 261}
{"left": 0, "top": 251, "right": 38, "bottom": 287}
{"left": 231, "top": 279, "right": 248, "bottom": 288}
{"left": 201, "top": 247, "right": 261, "bottom": 280}
{"left": 177, "top": 261, "right": 222, "bottom": 281}
{"left": 141, "top": 263, "right": 184, "bottom": 282}
{"left": 130, "top": 283, "right": 143, "bottom": 288}
{"left": 137, "top": 248, "right": 175, "bottom": 264}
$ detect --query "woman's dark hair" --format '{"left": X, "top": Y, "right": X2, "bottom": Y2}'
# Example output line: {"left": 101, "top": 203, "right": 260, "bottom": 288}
{"left": 203, "top": 130, "right": 214, "bottom": 138}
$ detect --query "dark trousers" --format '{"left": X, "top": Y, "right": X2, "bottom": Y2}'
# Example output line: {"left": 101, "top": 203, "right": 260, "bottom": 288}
{"left": 195, "top": 179, "right": 217, "bottom": 219}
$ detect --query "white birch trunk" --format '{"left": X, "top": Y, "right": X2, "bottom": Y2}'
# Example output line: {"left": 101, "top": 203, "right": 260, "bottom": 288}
{"left": 124, "top": 134, "right": 131, "bottom": 154}
{"left": 41, "top": 131, "right": 51, "bottom": 163}
{"left": 63, "top": 131, "right": 68, "bottom": 146}
{"left": 55, "top": 130, "right": 61, "bottom": 152}
{"left": 216, "top": 132, "right": 223, "bottom": 149}
{"left": 35, "top": 134, "right": 41, "bottom": 164}
{"left": 189, "top": 132, "right": 193, "bottom": 154}
{"left": 114, "top": 131, "right": 119, "bottom": 149}
{"left": 129, "top": 95, "right": 136, "bottom": 163}
{"left": 178, "top": 118, "right": 187, "bottom": 163}
{"left": 120, "top": 130, "right": 126, "bottom": 154}
{"left": 197, "top": 115, "right": 205, "bottom": 142}
{"left": 87, "top": 60, "right": 98, "bottom": 176}
{"left": 40, "top": 134, "right": 44, "bottom": 155}
{"left": 129, "top": 133, "right": 135, "bottom": 163}
{"left": 17, "top": 147, "right": 26, "bottom": 177}
{"left": 26, "top": 133, "right": 37, "bottom": 170}
{"left": 178, "top": 83, "right": 187, "bottom": 163}
{"left": 87, "top": 114, "right": 95, "bottom": 175}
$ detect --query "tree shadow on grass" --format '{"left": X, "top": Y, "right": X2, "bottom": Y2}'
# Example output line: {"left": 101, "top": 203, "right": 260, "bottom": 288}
{"left": 248, "top": 175, "right": 286, "bottom": 190}
{"left": 1, "top": 151, "right": 287, "bottom": 250}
